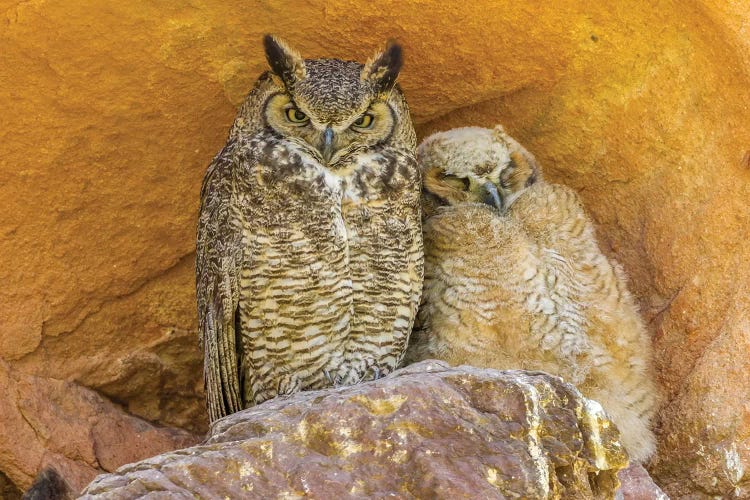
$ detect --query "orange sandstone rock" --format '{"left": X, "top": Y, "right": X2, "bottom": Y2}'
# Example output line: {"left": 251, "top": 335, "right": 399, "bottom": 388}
{"left": 1, "top": 0, "right": 749, "bottom": 496}
{"left": 0, "top": 360, "right": 198, "bottom": 493}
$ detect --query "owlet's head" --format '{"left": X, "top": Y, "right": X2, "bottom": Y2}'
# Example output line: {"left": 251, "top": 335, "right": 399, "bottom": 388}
{"left": 419, "top": 126, "right": 541, "bottom": 215}
{"left": 258, "top": 35, "right": 410, "bottom": 165}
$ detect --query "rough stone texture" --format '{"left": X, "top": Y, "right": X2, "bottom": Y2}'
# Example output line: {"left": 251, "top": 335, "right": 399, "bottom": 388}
{"left": 617, "top": 464, "right": 669, "bottom": 500}
{"left": 0, "top": 360, "right": 198, "bottom": 493}
{"left": 2, "top": 1, "right": 749, "bottom": 496}
{"left": 81, "top": 362, "right": 627, "bottom": 499}
{"left": 0, "top": 470, "right": 22, "bottom": 500}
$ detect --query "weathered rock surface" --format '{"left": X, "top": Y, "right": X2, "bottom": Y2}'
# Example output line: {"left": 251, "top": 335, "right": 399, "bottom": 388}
{"left": 0, "top": 360, "right": 198, "bottom": 493}
{"left": 617, "top": 464, "right": 669, "bottom": 500}
{"left": 0, "top": 470, "right": 22, "bottom": 500}
{"left": 2, "top": 1, "right": 750, "bottom": 496}
{"left": 81, "top": 362, "right": 628, "bottom": 499}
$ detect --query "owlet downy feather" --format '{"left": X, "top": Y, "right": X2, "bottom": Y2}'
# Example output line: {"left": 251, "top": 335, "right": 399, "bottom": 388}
{"left": 407, "top": 125, "right": 659, "bottom": 462}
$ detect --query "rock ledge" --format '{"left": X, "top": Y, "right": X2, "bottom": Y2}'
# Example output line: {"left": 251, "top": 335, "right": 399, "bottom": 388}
{"left": 82, "top": 361, "right": 628, "bottom": 499}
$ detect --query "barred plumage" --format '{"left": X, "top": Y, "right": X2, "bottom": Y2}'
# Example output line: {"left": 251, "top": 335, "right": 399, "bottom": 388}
{"left": 197, "top": 36, "right": 422, "bottom": 423}
{"left": 406, "top": 126, "right": 659, "bottom": 462}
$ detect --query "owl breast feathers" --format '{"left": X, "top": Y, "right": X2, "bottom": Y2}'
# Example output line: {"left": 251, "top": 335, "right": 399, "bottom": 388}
{"left": 196, "top": 36, "right": 423, "bottom": 423}
{"left": 406, "top": 126, "right": 659, "bottom": 462}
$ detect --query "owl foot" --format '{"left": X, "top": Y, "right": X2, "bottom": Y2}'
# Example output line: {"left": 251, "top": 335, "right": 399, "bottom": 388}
{"left": 324, "top": 369, "right": 343, "bottom": 386}
{"left": 355, "top": 364, "right": 385, "bottom": 384}
{"left": 275, "top": 376, "right": 302, "bottom": 397}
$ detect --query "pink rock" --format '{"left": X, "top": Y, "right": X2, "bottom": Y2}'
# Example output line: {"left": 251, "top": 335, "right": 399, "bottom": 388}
{"left": 617, "top": 464, "right": 668, "bottom": 500}
{"left": 0, "top": 360, "right": 198, "bottom": 493}
{"left": 82, "top": 362, "right": 628, "bottom": 499}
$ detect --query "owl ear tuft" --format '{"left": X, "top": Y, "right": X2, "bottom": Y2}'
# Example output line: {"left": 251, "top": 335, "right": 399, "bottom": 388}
{"left": 362, "top": 40, "right": 403, "bottom": 94}
{"left": 263, "top": 34, "right": 306, "bottom": 88}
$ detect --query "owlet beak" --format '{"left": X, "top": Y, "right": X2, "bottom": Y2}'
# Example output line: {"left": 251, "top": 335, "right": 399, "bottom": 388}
{"left": 480, "top": 181, "right": 504, "bottom": 211}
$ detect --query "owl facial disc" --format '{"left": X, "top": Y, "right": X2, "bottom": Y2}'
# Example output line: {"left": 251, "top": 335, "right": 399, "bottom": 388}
{"left": 418, "top": 126, "right": 541, "bottom": 213}
{"left": 261, "top": 35, "right": 405, "bottom": 167}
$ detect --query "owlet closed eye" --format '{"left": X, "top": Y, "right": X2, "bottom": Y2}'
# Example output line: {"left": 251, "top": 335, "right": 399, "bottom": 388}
{"left": 286, "top": 107, "right": 309, "bottom": 124}
{"left": 442, "top": 173, "right": 471, "bottom": 191}
{"left": 352, "top": 113, "right": 374, "bottom": 129}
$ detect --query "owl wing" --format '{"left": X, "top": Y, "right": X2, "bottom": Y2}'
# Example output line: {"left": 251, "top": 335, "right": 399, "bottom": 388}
{"left": 196, "top": 139, "right": 245, "bottom": 423}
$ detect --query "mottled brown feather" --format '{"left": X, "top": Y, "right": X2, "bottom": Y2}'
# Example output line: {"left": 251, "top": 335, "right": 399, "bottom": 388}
{"left": 197, "top": 37, "right": 422, "bottom": 423}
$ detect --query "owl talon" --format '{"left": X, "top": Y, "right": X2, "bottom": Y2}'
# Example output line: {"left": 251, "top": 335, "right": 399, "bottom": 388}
{"left": 324, "top": 370, "right": 345, "bottom": 387}
{"left": 371, "top": 365, "right": 381, "bottom": 380}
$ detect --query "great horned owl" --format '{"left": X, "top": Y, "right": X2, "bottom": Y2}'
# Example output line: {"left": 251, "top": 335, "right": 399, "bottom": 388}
{"left": 406, "top": 126, "right": 658, "bottom": 462}
{"left": 196, "top": 36, "right": 423, "bottom": 423}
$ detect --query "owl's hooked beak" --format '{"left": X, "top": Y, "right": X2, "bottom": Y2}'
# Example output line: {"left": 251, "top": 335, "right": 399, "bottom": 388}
{"left": 480, "top": 182, "right": 504, "bottom": 211}
{"left": 321, "top": 127, "right": 335, "bottom": 163}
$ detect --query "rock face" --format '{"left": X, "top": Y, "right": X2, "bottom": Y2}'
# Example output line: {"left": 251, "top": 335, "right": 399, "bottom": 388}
{"left": 2, "top": 1, "right": 750, "bottom": 497}
{"left": 617, "top": 464, "right": 669, "bottom": 500}
{"left": 0, "top": 471, "right": 22, "bottom": 500}
{"left": 0, "top": 360, "right": 198, "bottom": 493}
{"left": 81, "top": 362, "right": 627, "bottom": 499}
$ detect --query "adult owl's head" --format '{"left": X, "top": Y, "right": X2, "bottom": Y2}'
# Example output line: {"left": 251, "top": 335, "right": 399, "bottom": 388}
{"left": 255, "top": 35, "right": 411, "bottom": 165}
{"left": 419, "top": 126, "right": 541, "bottom": 216}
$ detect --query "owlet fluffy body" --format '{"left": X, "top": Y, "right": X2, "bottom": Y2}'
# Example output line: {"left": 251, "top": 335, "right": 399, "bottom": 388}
{"left": 406, "top": 126, "right": 658, "bottom": 462}
{"left": 196, "top": 36, "right": 423, "bottom": 423}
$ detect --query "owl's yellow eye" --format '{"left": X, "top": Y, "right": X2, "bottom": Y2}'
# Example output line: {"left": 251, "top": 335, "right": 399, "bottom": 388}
{"left": 352, "top": 113, "right": 374, "bottom": 129}
{"left": 285, "top": 107, "right": 309, "bottom": 124}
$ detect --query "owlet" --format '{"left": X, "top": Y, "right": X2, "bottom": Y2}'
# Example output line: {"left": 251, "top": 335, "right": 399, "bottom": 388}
{"left": 406, "top": 125, "right": 659, "bottom": 462}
